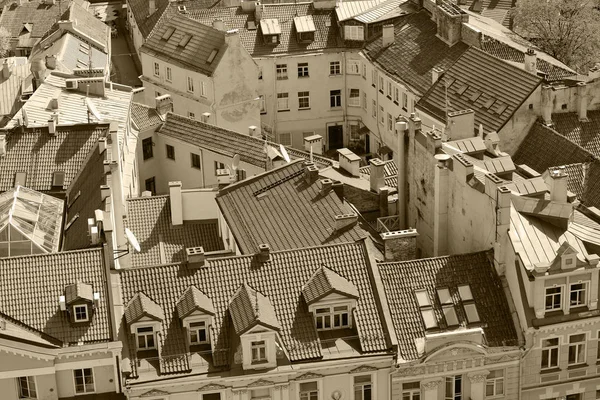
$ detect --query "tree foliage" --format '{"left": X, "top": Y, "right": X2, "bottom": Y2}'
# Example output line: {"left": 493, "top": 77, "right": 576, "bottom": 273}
{"left": 514, "top": 0, "right": 600, "bottom": 72}
{"left": 0, "top": 27, "right": 10, "bottom": 58}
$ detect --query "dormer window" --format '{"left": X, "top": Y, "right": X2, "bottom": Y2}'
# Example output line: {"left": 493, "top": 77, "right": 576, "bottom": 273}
{"left": 136, "top": 326, "right": 156, "bottom": 350}
{"left": 176, "top": 286, "right": 215, "bottom": 348}
{"left": 63, "top": 282, "right": 95, "bottom": 324}
{"left": 315, "top": 305, "right": 350, "bottom": 330}
{"left": 73, "top": 304, "right": 89, "bottom": 322}
{"left": 294, "top": 15, "right": 316, "bottom": 43}
{"left": 189, "top": 320, "right": 209, "bottom": 344}
{"left": 124, "top": 292, "right": 164, "bottom": 353}
{"left": 251, "top": 340, "right": 267, "bottom": 363}
{"left": 260, "top": 19, "right": 281, "bottom": 45}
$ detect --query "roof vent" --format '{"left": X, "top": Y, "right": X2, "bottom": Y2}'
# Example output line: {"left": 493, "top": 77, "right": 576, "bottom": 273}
{"left": 257, "top": 243, "right": 270, "bottom": 262}
{"left": 59, "top": 295, "right": 66, "bottom": 311}
{"left": 186, "top": 246, "right": 206, "bottom": 268}
{"left": 65, "top": 79, "right": 78, "bottom": 90}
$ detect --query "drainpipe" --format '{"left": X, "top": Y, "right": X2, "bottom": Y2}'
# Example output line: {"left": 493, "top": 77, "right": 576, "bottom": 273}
{"left": 342, "top": 51, "right": 348, "bottom": 148}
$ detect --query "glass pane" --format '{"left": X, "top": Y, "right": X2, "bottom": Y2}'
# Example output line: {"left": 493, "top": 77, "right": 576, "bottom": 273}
{"left": 147, "top": 335, "right": 155, "bottom": 348}
{"left": 300, "top": 382, "right": 318, "bottom": 391}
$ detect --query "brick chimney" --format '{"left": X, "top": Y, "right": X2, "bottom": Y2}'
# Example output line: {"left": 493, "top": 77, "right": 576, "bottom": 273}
{"left": 334, "top": 213, "right": 358, "bottom": 231}
{"left": 446, "top": 109, "right": 474, "bottom": 141}
{"left": 186, "top": 247, "right": 205, "bottom": 268}
{"left": 576, "top": 82, "right": 588, "bottom": 122}
{"left": 318, "top": 178, "right": 333, "bottom": 195}
{"left": 524, "top": 48, "right": 537, "bottom": 74}
{"left": 369, "top": 158, "right": 386, "bottom": 193}
{"left": 382, "top": 24, "right": 394, "bottom": 47}
{"left": 381, "top": 229, "right": 418, "bottom": 261}
{"left": 169, "top": 181, "right": 183, "bottom": 226}
{"left": 435, "top": 0, "right": 468, "bottom": 46}
{"left": 156, "top": 94, "right": 173, "bottom": 118}
{"left": 338, "top": 148, "right": 361, "bottom": 177}
{"left": 257, "top": 243, "right": 270, "bottom": 262}
{"left": 545, "top": 167, "right": 568, "bottom": 203}
{"left": 304, "top": 134, "right": 323, "bottom": 155}
{"left": 304, "top": 162, "right": 319, "bottom": 184}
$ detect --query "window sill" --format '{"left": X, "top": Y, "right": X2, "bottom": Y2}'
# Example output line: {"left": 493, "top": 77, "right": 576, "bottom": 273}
{"left": 330, "top": 107, "right": 342, "bottom": 111}
{"left": 278, "top": 109, "right": 290, "bottom": 112}
{"left": 329, "top": 74, "right": 342, "bottom": 77}
{"left": 260, "top": 111, "right": 267, "bottom": 115}
{"left": 387, "top": 96, "right": 392, "bottom": 100}
{"left": 402, "top": 107, "right": 408, "bottom": 112}
{"left": 540, "top": 367, "right": 561, "bottom": 374}
{"left": 348, "top": 104, "right": 361, "bottom": 108}
{"left": 379, "top": 90, "right": 384, "bottom": 94}
{"left": 567, "top": 363, "right": 588, "bottom": 370}
{"left": 276, "top": 77, "right": 288, "bottom": 80}
{"left": 299, "top": 108, "right": 311, "bottom": 111}
{"left": 393, "top": 101, "right": 399, "bottom": 105}
{"left": 191, "top": 166, "right": 201, "bottom": 170}
{"left": 298, "top": 75, "right": 310, "bottom": 78}
{"left": 371, "top": 84, "right": 376, "bottom": 88}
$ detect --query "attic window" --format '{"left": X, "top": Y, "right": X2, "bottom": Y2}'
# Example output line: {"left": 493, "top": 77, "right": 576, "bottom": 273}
{"left": 207, "top": 49, "right": 218, "bottom": 64}
{"left": 436, "top": 288, "right": 452, "bottom": 305}
{"left": 14, "top": 172, "right": 27, "bottom": 187}
{"left": 162, "top": 26, "right": 175, "bottom": 40}
{"left": 469, "top": 90, "right": 482, "bottom": 102}
{"left": 178, "top": 33, "right": 192, "bottom": 47}
{"left": 260, "top": 19, "right": 281, "bottom": 45}
{"left": 294, "top": 15, "right": 316, "bottom": 43}
{"left": 442, "top": 305, "right": 459, "bottom": 326}
{"left": 415, "top": 289, "right": 437, "bottom": 329}
{"left": 454, "top": 83, "right": 468, "bottom": 95}
{"left": 464, "top": 303, "right": 480, "bottom": 323}
{"left": 458, "top": 285, "right": 473, "bottom": 301}
{"left": 73, "top": 305, "right": 89, "bottom": 322}
{"left": 136, "top": 326, "right": 156, "bottom": 350}
{"left": 52, "top": 171, "right": 66, "bottom": 188}
{"left": 415, "top": 289, "right": 431, "bottom": 307}
{"left": 483, "top": 98, "right": 496, "bottom": 109}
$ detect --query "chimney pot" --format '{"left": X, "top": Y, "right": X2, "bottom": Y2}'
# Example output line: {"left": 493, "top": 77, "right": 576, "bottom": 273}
{"left": 186, "top": 246, "right": 206, "bottom": 268}
{"left": 524, "top": 48, "right": 537, "bottom": 74}
{"left": 169, "top": 181, "right": 183, "bottom": 226}
{"left": 381, "top": 229, "right": 418, "bottom": 261}
{"left": 248, "top": 125, "right": 257, "bottom": 136}
{"left": 369, "top": 158, "right": 386, "bottom": 193}
{"left": 257, "top": 243, "right": 270, "bottom": 262}
{"left": 318, "top": 178, "right": 333, "bottom": 195}
{"left": 334, "top": 213, "right": 358, "bottom": 231}
{"left": 201, "top": 112, "right": 211, "bottom": 123}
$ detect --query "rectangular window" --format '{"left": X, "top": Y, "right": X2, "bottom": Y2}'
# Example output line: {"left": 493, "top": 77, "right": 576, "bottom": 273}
{"left": 402, "top": 92, "right": 408, "bottom": 110}
{"left": 73, "top": 368, "right": 94, "bottom": 394}
{"left": 276, "top": 64, "right": 288, "bottom": 79}
{"left": 387, "top": 113, "right": 393, "bottom": 131}
{"left": 279, "top": 132, "right": 292, "bottom": 146}
{"left": 371, "top": 70, "right": 377, "bottom": 87}
{"left": 379, "top": 106, "right": 384, "bottom": 125}
{"left": 251, "top": 340, "right": 267, "bottom": 363}
{"left": 277, "top": 92, "right": 289, "bottom": 111}
{"left": 166, "top": 67, "right": 172, "bottom": 82}
{"left": 570, "top": 282, "right": 588, "bottom": 307}
{"left": 73, "top": 305, "right": 88, "bottom": 322}
{"left": 137, "top": 326, "right": 155, "bottom": 350}
{"left": 214, "top": 161, "right": 225, "bottom": 175}
{"left": 387, "top": 81, "right": 392, "bottom": 98}
{"left": 18, "top": 376, "right": 37, "bottom": 399}
{"left": 545, "top": 286, "right": 562, "bottom": 311}
{"left": 350, "top": 124, "right": 361, "bottom": 141}
{"left": 298, "top": 62, "right": 309, "bottom": 77}
{"left": 394, "top": 87, "right": 399, "bottom": 103}
{"left": 142, "top": 137, "right": 153, "bottom": 160}
{"left": 402, "top": 382, "right": 420, "bottom": 400}
{"left": 344, "top": 25, "right": 364, "bottom": 41}
{"left": 348, "top": 89, "right": 360, "bottom": 107}
{"left": 300, "top": 382, "right": 318, "bottom": 400}
{"left": 298, "top": 91, "right": 310, "bottom": 109}
{"left": 259, "top": 95, "right": 266, "bottom": 114}
{"left": 315, "top": 305, "right": 349, "bottom": 330}
{"left": 330, "top": 61, "right": 341, "bottom": 75}
{"left": 379, "top": 77, "right": 384, "bottom": 93}
{"left": 362, "top": 92, "right": 367, "bottom": 110}
{"left": 347, "top": 60, "right": 360, "bottom": 75}
{"left": 568, "top": 333, "right": 586, "bottom": 365}
{"left": 145, "top": 177, "right": 156, "bottom": 195}
{"left": 372, "top": 100, "right": 377, "bottom": 118}
{"left": 187, "top": 76, "right": 194, "bottom": 93}
{"left": 166, "top": 144, "right": 175, "bottom": 160}
{"left": 251, "top": 388, "right": 271, "bottom": 399}
{"left": 200, "top": 81, "right": 206, "bottom": 97}
{"left": 362, "top": 63, "right": 367, "bottom": 79}
{"left": 354, "top": 375, "right": 372, "bottom": 400}
{"left": 153, "top": 62, "right": 160, "bottom": 76}
{"left": 485, "top": 370, "right": 504, "bottom": 397}
{"left": 191, "top": 153, "right": 201, "bottom": 169}
{"left": 189, "top": 320, "right": 208, "bottom": 344}
{"left": 444, "top": 375, "right": 462, "bottom": 400}
{"left": 188, "top": 112, "right": 195, "bottom": 119}
{"left": 330, "top": 89, "right": 342, "bottom": 108}
{"left": 541, "top": 337, "right": 559, "bottom": 369}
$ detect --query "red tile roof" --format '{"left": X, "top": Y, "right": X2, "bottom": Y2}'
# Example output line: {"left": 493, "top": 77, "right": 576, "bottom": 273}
{"left": 216, "top": 160, "right": 381, "bottom": 254}
{"left": 377, "top": 250, "right": 518, "bottom": 360}
{"left": 302, "top": 265, "right": 359, "bottom": 305}
{"left": 176, "top": 286, "right": 215, "bottom": 318}
{"left": 229, "top": 283, "right": 281, "bottom": 334}
{"left": 119, "top": 241, "right": 390, "bottom": 375}
{"left": 0, "top": 248, "right": 112, "bottom": 344}
{"left": 0, "top": 0, "right": 69, "bottom": 40}
{"left": 551, "top": 111, "right": 600, "bottom": 158}
{"left": 126, "top": 195, "right": 225, "bottom": 268}
{"left": 127, "top": 0, "right": 170, "bottom": 39}
{"left": 124, "top": 292, "right": 165, "bottom": 324}
{"left": 130, "top": 102, "right": 163, "bottom": 132}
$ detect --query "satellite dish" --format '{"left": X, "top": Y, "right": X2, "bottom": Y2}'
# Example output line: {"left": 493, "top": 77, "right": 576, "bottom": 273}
{"left": 280, "top": 144, "right": 290, "bottom": 163}
{"left": 85, "top": 97, "right": 102, "bottom": 121}
{"left": 125, "top": 228, "right": 141, "bottom": 252}
{"left": 232, "top": 154, "right": 240, "bottom": 171}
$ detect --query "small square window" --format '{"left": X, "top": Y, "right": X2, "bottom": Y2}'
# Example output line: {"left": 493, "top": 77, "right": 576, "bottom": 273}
{"left": 251, "top": 340, "right": 267, "bottom": 363}
{"left": 166, "top": 144, "right": 175, "bottom": 160}
{"left": 73, "top": 305, "right": 89, "bottom": 322}
{"left": 191, "top": 153, "right": 201, "bottom": 169}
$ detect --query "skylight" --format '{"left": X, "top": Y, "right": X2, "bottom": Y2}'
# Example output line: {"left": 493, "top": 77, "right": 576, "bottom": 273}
{"left": 464, "top": 303, "right": 480, "bottom": 323}
{"left": 207, "top": 49, "right": 218, "bottom": 64}
{"left": 483, "top": 98, "right": 496, "bottom": 109}
{"left": 162, "top": 26, "right": 175, "bottom": 41}
{"left": 443, "top": 305, "right": 459, "bottom": 326}
{"left": 421, "top": 309, "right": 438, "bottom": 329}
{"left": 415, "top": 289, "right": 431, "bottom": 307}
{"left": 436, "top": 288, "right": 452, "bottom": 305}
{"left": 458, "top": 285, "right": 473, "bottom": 301}
{"left": 178, "top": 33, "right": 192, "bottom": 47}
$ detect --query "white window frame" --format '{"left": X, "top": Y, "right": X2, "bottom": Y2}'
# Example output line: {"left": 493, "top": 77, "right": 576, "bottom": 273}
{"left": 330, "top": 61, "right": 341, "bottom": 76}
{"left": 567, "top": 333, "right": 586, "bottom": 365}
{"left": 188, "top": 112, "right": 196, "bottom": 120}
{"left": 387, "top": 113, "right": 393, "bottom": 131}
{"left": 250, "top": 387, "right": 272, "bottom": 400}
{"left": 73, "top": 368, "right": 95, "bottom": 394}
{"left": 330, "top": 89, "right": 342, "bottom": 108}
{"left": 153, "top": 62, "right": 160, "bottom": 77}
{"left": 189, "top": 320, "right": 209, "bottom": 345}
{"left": 298, "top": 62, "right": 309, "bottom": 77}
{"left": 314, "top": 303, "right": 350, "bottom": 330}
{"left": 276, "top": 64, "right": 288, "bottom": 79}
{"left": 372, "top": 100, "right": 377, "bottom": 118}
{"left": 402, "top": 381, "right": 421, "bottom": 400}
{"left": 200, "top": 81, "right": 206, "bottom": 97}
{"left": 386, "top": 81, "right": 392, "bottom": 98}
{"left": 166, "top": 66, "right": 172, "bottom": 82}
{"left": 569, "top": 281, "right": 589, "bottom": 308}
{"left": 298, "top": 91, "right": 310, "bottom": 109}
{"left": 541, "top": 336, "right": 560, "bottom": 369}
{"left": 73, "top": 304, "right": 89, "bottom": 322}
{"left": 444, "top": 375, "right": 462, "bottom": 400}
{"left": 299, "top": 381, "right": 319, "bottom": 400}
{"left": 362, "top": 92, "right": 367, "bottom": 110}
{"left": 402, "top": 92, "right": 408, "bottom": 110}
{"left": 347, "top": 60, "right": 360, "bottom": 75}
{"left": 277, "top": 92, "right": 289, "bottom": 111}
{"left": 17, "top": 376, "right": 37, "bottom": 399}
{"left": 354, "top": 375, "right": 372, "bottom": 400}
{"left": 379, "top": 106, "right": 384, "bottom": 125}
{"left": 371, "top": 70, "right": 377, "bottom": 87}
{"left": 545, "top": 285, "right": 563, "bottom": 311}
{"left": 362, "top": 63, "right": 367, "bottom": 79}
{"left": 485, "top": 370, "right": 504, "bottom": 398}
{"left": 251, "top": 340, "right": 267, "bottom": 364}
{"left": 345, "top": 25, "right": 364, "bottom": 41}
{"left": 136, "top": 326, "right": 156, "bottom": 350}
{"left": 187, "top": 76, "right": 194, "bottom": 93}
{"left": 379, "top": 77, "right": 384, "bottom": 92}
{"left": 348, "top": 89, "right": 360, "bottom": 107}
{"left": 394, "top": 87, "right": 399, "bottom": 103}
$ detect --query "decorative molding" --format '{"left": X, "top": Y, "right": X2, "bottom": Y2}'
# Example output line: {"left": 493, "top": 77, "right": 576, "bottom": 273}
{"left": 198, "top": 383, "right": 228, "bottom": 392}
{"left": 395, "top": 366, "right": 426, "bottom": 376}
{"left": 248, "top": 379, "right": 275, "bottom": 388}
{"left": 350, "top": 365, "right": 378, "bottom": 374}
{"left": 467, "top": 370, "right": 490, "bottom": 384}
{"left": 296, "top": 372, "right": 324, "bottom": 380}
{"left": 421, "top": 379, "right": 443, "bottom": 391}
{"left": 140, "top": 389, "right": 170, "bottom": 397}
{"left": 232, "top": 388, "right": 248, "bottom": 394}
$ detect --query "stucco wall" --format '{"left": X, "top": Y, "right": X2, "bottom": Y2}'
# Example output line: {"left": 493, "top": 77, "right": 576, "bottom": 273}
{"left": 498, "top": 87, "right": 541, "bottom": 155}
{"left": 0, "top": 374, "right": 58, "bottom": 400}
{"left": 55, "top": 365, "right": 115, "bottom": 398}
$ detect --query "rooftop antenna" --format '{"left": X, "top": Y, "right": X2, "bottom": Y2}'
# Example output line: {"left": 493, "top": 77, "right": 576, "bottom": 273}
{"left": 280, "top": 143, "right": 290, "bottom": 163}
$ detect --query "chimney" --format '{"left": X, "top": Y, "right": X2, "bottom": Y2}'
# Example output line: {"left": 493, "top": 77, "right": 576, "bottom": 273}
{"left": 408, "top": 112, "right": 422, "bottom": 138}
{"left": 98, "top": 137, "right": 107, "bottom": 153}
{"left": 103, "top": 160, "right": 111, "bottom": 174}
{"left": 332, "top": 180, "right": 344, "bottom": 199}
{"left": 30, "top": 58, "right": 47, "bottom": 85}
{"left": 304, "top": 162, "right": 319, "bottom": 184}
{"left": 396, "top": 121, "right": 407, "bottom": 229}
{"left": 304, "top": 134, "right": 323, "bottom": 155}
{"left": 446, "top": 109, "right": 474, "bottom": 141}
{"left": 248, "top": 125, "right": 257, "bottom": 136}
{"left": 45, "top": 54, "right": 57, "bottom": 70}
{"left": 169, "top": 181, "right": 183, "bottom": 226}
{"left": 369, "top": 158, "right": 386, "bottom": 193}
{"left": 382, "top": 24, "right": 394, "bottom": 47}
{"left": 381, "top": 229, "right": 418, "bottom": 261}
{"left": 254, "top": 1, "right": 263, "bottom": 21}
{"left": 524, "top": 48, "right": 537, "bottom": 74}
{"left": 576, "top": 82, "right": 588, "bottom": 122}
{"left": 78, "top": 77, "right": 105, "bottom": 97}
{"left": 257, "top": 243, "right": 270, "bottom": 262}
{"left": 0, "top": 134, "right": 6, "bottom": 157}
{"left": 318, "top": 178, "right": 333, "bottom": 195}
{"left": 334, "top": 213, "right": 358, "bottom": 231}
{"left": 2, "top": 59, "right": 10, "bottom": 79}
{"left": 435, "top": 0, "right": 468, "bottom": 46}
{"left": 48, "top": 115, "right": 57, "bottom": 135}
{"left": 155, "top": 94, "right": 173, "bottom": 118}
{"left": 432, "top": 67, "right": 444, "bottom": 84}
{"left": 58, "top": 20, "right": 76, "bottom": 32}
{"left": 546, "top": 167, "right": 568, "bottom": 203}
{"left": 213, "top": 19, "right": 225, "bottom": 31}
{"left": 338, "top": 148, "right": 361, "bottom": 177}
{"left": 149, "top": 0, "right": 156, "bottom": 15}
{"left": 100, "top": 185, "right": 111, "bottom": 201}
{"left": 484, "top": 131, "right": 500, "bottom": 155}
{"left": 225, "top": 29, "right": 241, "bottom": 48}
{"left": 379, "top": 186, "right": 389, "bottom": 217}
{"left": 541, "top": 85, "right": 553, "bottom": 126}
{"left": 201, "top": 112, "right": 211, "bottom": 123}
{"left": 186, "top": 247, "right": 206, "bottom": 268}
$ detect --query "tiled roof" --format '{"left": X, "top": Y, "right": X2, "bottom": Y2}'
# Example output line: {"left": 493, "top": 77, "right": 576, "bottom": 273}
{"left": 185, "top": 2, "right": 345, "bottom": 56}
{"left": 141, "top": 13, "right": 226, "bottom": 76}
{"left": 549, "top": 163, "right": 585, "bottom": 199}
{"left": 119, "top": 241, "right": 389, "bottom": 374}
{"left": 0, "top": 0, "right": 69, "bottom": 39}
{"left": 176, "top": 286, "right": 215, "bottom": 319}
{"left": 63, "top": 140, "right": 107, "bottom": 251}
{"left": 216, "top": 161, "right": 380, "bottom": 254}
{"left": 377, "top": 250, "right": 518, "bottom": 360}
{"left": 0, "top": 58, "right": 32, "bottom": 120}
{"left": 125, "top": 195, "right": 225, "bottom": 268}
{"left": 359, "top": 160, "right": 398, "bottom": 188}
{"left": 32, "top": 33, "right": 109, "bottom": 74}
{"left": 63, "top": 2, "right": 110, "bottom": 48}
{"left": 229, "top": 283, "right": 281, "bottom": 334}
{"left": 65, "top": 282, "right": 93, "bottom": 304}
{"left": 130, "top": 102, "right": 163, "bottom": 131}
{"left": 159, "top": 113, "right": 333, "bottom": 169}
{"left": 302, "top": 265, "right": 359, "bottom": 305}
{"left": 125, "top": 292, "right": 165, "bottom": 324}
{"left": 551, "top": 111, "right": 600, "bottom": 158}
{"left": 416, "top": 47, "right": 542, "bottom": 136}
{"left": 364, "top": 10, "right": 469, "bottom": 96}
{"left": 0, "top": 248, "right": 111, "bottom": 344}
{"left": 0, "top": 124, "right": 108, "bottom": 192}
{"left": 127, "top": 0, "right": 170, "bottom": 39}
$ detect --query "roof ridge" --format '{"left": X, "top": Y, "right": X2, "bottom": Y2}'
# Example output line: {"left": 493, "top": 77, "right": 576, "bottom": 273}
{"left": 216, "top": 159, "right": 304, "bottom": 196}
{"left": 376, "top": 249, "right": 492, "bottom": 265}
{"left": 127, "top": 194, "right": 170, "bottom": 201}
{"left": 536, "top": 122, "right": 598, "bottom": 161}
{"left": 0, "top": 247, "right": 103, "bottom": 262}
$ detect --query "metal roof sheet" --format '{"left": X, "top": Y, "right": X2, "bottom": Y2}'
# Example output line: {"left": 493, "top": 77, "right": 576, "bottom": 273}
{"left": 260, "top": 18, "right": 281, "bottom": 35}
{"left": 354, "top": 0, "right": 408, "bottom": 23}
{"left": 293, "top": 15, "right": 316, "bottom": 33}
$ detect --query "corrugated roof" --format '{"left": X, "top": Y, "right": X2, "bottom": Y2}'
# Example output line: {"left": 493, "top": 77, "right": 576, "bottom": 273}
{"left": 354, "top": 0, "right": 408, "bottom": 23}
{"left": 0, "top": 58, "right": 32, "bottom": 121}
{"left": 293, "top": 15, "right": 316, "bottom": 33}
{"left": 260, "top": 18, "right": 281, "bottom": 35}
